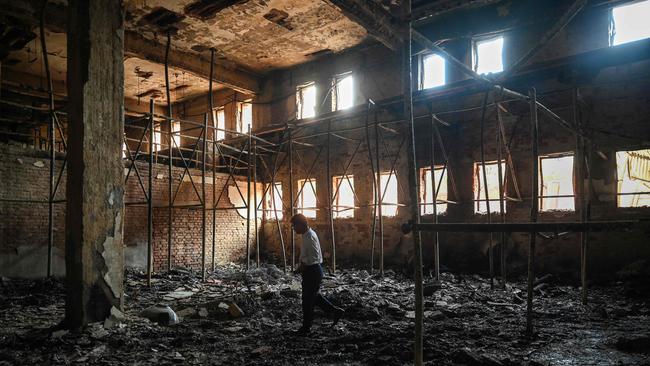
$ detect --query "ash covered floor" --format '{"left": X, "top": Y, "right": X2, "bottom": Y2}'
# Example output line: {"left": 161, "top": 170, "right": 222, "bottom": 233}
{"left": 1, "top": 265, "right": 649, "bottom": 365}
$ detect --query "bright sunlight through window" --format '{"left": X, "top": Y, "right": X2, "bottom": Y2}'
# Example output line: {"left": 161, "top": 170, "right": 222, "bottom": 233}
{"left": 474, "top": 36, "right": 504, "bottom": 75}
{"left": 421, "top": 54, "right": 446, "bottom": 89}
{"left": 611, "top": 0, "right": 650, "bottom": 46}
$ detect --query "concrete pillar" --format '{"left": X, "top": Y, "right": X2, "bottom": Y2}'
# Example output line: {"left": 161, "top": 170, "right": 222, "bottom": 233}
{"left": 65, "top": 0, "right": 125, "bottom": 329}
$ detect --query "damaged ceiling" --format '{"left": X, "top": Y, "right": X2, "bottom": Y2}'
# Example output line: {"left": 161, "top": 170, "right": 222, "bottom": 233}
{"left": 124, "top": 0, "right": 368, "bottom": 72}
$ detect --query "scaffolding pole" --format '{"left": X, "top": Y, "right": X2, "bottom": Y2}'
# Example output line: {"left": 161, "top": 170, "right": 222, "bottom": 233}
{"left": 246, "top": 124, "right": 252, "bottom": 271}
{"left": 209, "top": 48, "right": 217, "bottom": 272}
{"left": 289, "top": 128, "right": 295, "bottom": 271}
{"left": 147, "top": 100, "right": 154, "bottom": 286}
{"left": 527, "top": 88, "right": 539, "bottom": 337}
{"left": 202, "top": 113, "right": 208, "bottom": 281}
{"left": 496, "top": 104, "right": 507, "bottom": 289}
{"left": 254, "top": 140, "right": 260, "bottom": 268}
{"left": 403, "top": 1, "right": 424, "bottom": 363}
{"left": 365, "top": 101, "right": 378, "bottom": 273}
{"left": 165, "top": 31, "right": 173, "bottom": 272}
{"left": 479, "top": 91, "right": 495, "bottom": 289}
{"left": 374, "top": 110, "right": 384, "bottom": 275}
{"left": 327, "top": 121, "right": 337, "bottom": 272}
{"left": 429, "top": 110, "right": 439, "bottom": 281}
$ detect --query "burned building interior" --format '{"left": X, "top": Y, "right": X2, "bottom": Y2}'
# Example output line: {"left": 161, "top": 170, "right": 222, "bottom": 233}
{"left": 1, "top": 0, "right": 650, "bottom": 364}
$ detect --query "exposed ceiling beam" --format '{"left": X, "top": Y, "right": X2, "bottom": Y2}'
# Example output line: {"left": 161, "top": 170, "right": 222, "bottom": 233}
{"left": 412, "top": 0, "right": 504, "bottom": 25}
{"left": 326, "top": 0, "right": 402, "bottom": 51}
{"left": 124, "top": 32, "right": 258, "bottom": 95}
{"left": 0, "top": 0, "right": 260, "bottom": 94}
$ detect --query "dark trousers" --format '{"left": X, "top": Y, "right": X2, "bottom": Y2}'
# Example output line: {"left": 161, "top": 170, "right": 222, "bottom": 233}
{"left": 301, "top": 263, "right": 336, "bottom": 328}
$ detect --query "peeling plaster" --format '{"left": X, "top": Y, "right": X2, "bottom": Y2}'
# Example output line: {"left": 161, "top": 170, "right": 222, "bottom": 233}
{"left": 101, "top": 211, "right": 123, "bottom": 300}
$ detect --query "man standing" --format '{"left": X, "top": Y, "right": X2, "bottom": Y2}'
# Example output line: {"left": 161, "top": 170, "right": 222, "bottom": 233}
{"left": 290, "top": 214, "right": 344, "bottom": 334}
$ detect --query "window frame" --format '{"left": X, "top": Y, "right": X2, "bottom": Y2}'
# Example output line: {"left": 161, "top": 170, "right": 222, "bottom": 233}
{"left": 332, "top": 72, "right": 354, "bottom": 111}
{"left": 538, "top": 153, "right": 575, "bottom": 212}
{"left": 609, "top": 0, "right": 650, "bottom": 46}
{"left": 419, "top": 53, "right": 446, "bottom": 90}
{"left": 420, "top": 166, "right": 448, "bottom": 215}
{"left": 473, "top": 160, "right": 507, "bottom": 214}
{"left": 615, "top": 148, "right": 650, "bottom": 208}
{"left": 296, "top": 82, "right": 317, "bottom": 120}
{"left": 236, "top": 100, "right": 253, "bottom": 134}
{"left": 153, "top": 123, "right": 162, "bottom": 152}
{"left": 297, "top": 178, "right": 318, "bottom": 219}
{"left": 264, "top": 182, "right": 284, "bottom": 220}
{"left": 171, "top": 120, "right": 181, "bottom": 148}
{"left": 375, "top": 171, "right": 399, "bottom": 217}
{"left": 472, "top": 34, "right": 505, "bottom": 75}
{"left": 332, "top": 174, "right": 355, "bottom": 219}
{"left": 212, "top": 106, "right": 225, "bottom": 141}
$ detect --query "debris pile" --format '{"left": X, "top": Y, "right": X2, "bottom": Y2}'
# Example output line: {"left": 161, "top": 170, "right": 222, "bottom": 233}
{"left": 0, "top": 265, "right": 649, "bottom": 365}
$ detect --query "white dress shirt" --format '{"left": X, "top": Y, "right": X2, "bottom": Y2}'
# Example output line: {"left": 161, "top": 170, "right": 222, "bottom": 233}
{"left": 299, "top": 228, "right": 323, "bottom": 266}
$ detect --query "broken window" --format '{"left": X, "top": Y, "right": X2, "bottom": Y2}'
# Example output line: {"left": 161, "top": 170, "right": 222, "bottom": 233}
{"left": 212, "top": 107, "right": 225, "bottom": 141}
{"left": 296, "top": 82, "right": 317, "bottom": 119}
{"left": 473, "top": 35, "right": 504, "bottom": 75}
{"left": 610, "top": 0, "right": 650, "bottom": 46}
{"left": 264, "top": 182, "right": 284, "bottom": 220}
{"left": 171, "top": 121, "right": 181, "bottom": 148}
{"left": 376, "top": 172, "right": 399, "bottom": 217}
{"left": 474, "top": 161, "right": 506, "bottom": 214}
{"left": 332, "top": 73, "right": 354, "bottom": 111}
{"left": 333, "top": 175, "right": 355, "bottom": 219}
{"left": 420, "top": 166, "right": 448, "bottom": 215}
{"left": 539, "top": 154, "right": 575, "bottom": 212}
{"left": 153, "top": 123, "right": 162, "bottom": 152}
{"left": 297, "top": 178, "right": 317, "bottom": 219}
{"left": 616, "top": 149, "right": 650, "bottom": 207}
{"left": 420, "top": 53, "right": 446, "bottom": 89}
{"left": 236, "top": 100, "right": 252, "bottom": 134}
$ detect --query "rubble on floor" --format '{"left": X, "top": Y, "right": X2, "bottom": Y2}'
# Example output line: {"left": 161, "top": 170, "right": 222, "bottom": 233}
{"left": 1, "top": 264, "right": 649, "bottom": 365}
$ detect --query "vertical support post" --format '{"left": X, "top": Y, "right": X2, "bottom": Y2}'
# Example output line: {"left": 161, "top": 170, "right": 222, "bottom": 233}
{"left": 209, "top": 48, "right": 217, "bottom": 272}
{"left": 402, "top": 1, "right": 424, "bottom": 363}
{"left": 327, "top": 121, "right": 337, "bottom": 272}
{"left": 65, "top": 0, "right": 125, "bottom": 328}
{"left": 164, "top": 31, "right": 173, "bottom": 271}
{"left": 496, "top": 104, "right": 507, "bottom": 289}
{"left": 374, "top": 111, "right": 384, "bottom": 275}
{"left": 365, "top": 103, "right": 377, "bottom": 273}
{"left": 429, "top": 111, "right": 439, "bottom": 281}
{"left": 479, "top": 91, "right": 494, "bottom": 289}
{"left": 574, "top": 88, "right": 588, "bottom": 304}
{"left": 253, "top": 140, "right": 260, "bottom": 267}
{"left": 40, "top": 2, "right": 55, "bottom": 278}
{"left": 201, "top": 113, "right": 208, "bottom": 281}
{"left": 147, "top": 100, "right": 154, "bottom": 286}
{"left": 289, "top": 128, "right": 295, "bottom": 271}
{"left": 246, "top": 125, "right": 252, "bottom": 271}
{"left": 527, "top": 88, "right": 539, "bottom": 337}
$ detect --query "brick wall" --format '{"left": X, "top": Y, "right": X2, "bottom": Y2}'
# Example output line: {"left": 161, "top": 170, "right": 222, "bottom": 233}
{"left": 0, "top": 143, "right": 258, "bottom": 277}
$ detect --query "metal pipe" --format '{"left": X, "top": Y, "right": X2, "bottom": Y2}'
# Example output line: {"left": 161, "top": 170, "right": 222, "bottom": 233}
{"left": 327, "top": 121, "right": 336, "bottom": 272}
{"left": 147, "top": 100, "right": 154, "bottom": 286}
{"left": 165, "top": 31, "right": 173, "bottom": 271}
{"left": 253, "top": 140, "right": 260, "bottom": 267}
{"left": 202, "top": 113, "right": 208, "bottom": 281}
{"left": 246, "top": 124, "right": 252, "bottom": 271}
{"left": 413, "top": 221, "right": 638, "bottom": 232}
{"left": 40, "top": 0, "right": 55, "bottom": 278}
{"left": 403, "top": 2, "right": 424, "bottom": 364}
{"left": 496, "top": 104, "right": 507, "bottom": 289}
{"left": 365, "top": 102, "right": 378, "bottom": 273}
{"left": 374, "top": 111, "right": 384, "bottom": 275}
{"left": 479, "top": 91, "right": 495, "bottom": 289}
{"left": 429, "top": 109, "right": 439, "bottom": 281}
{"left": 209, "top": 48, "right": 217, "bottom": 272}
{"left": 288, "top": 128, "right": 295, "bottom": 271}
{"left": 527, "top": 88, "right": 539, "bottom": 338}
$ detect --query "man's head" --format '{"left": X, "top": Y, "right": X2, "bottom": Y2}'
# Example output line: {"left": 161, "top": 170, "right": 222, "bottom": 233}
{"left": 290, "top": 214, "right": 309, "bottom": 234}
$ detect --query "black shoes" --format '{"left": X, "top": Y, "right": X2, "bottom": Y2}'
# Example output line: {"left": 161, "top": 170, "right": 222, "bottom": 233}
{"left": 331, "top": 307, "right": 344, "bottom": 327}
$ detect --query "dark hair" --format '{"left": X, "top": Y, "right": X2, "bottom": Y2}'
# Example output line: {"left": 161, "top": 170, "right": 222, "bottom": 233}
{"left": 290, "top": 213, "right": 308, "bottom": 226}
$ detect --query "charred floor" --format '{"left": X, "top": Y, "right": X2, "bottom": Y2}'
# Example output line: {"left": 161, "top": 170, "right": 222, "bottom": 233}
{"left": 1, "top": 0, "right": 650, "bottom": 365}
